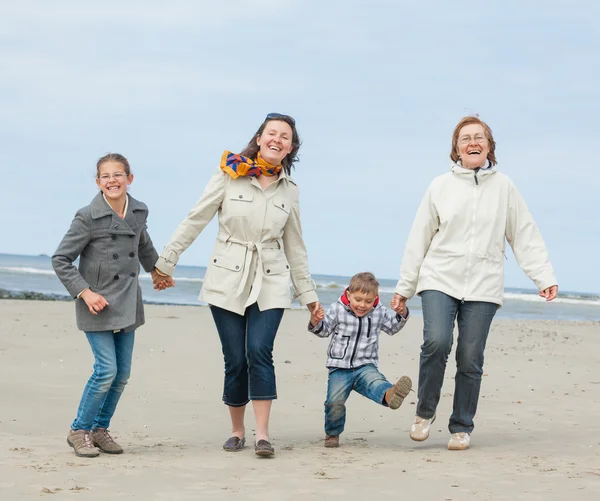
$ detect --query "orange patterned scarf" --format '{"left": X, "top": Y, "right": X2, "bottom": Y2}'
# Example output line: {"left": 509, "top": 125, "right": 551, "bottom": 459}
{"left": 220, "top": 150, "right": 282, "bottom": 179}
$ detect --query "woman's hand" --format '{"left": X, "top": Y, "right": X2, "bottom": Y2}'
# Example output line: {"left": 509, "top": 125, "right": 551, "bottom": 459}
{"left": 539, "top": 285, "right": 558, "bottom": 301}
{"left": 391, "top": 293, "right": 408, "bottom": 316}
{"left": 152, "top": 269, "right": 175, "bottom": 290}
{"left": 309, "top": 304, "right": 325, "bottom": 327}
{"left": 80, "top": 289, "right": 109, "bottom": 315}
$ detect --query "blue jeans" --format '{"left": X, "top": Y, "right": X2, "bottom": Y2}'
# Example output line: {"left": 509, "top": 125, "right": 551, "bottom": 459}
{"left": 71, "top": 329, "right": 135, "bottom": 431}
{"left": 210, "top": 303, "right": 284, "bottom": 406}
{"left": 417, "top": 290, "right": 497, "bottom": 434}
{"left": 324, "top": 364, "right": 393, "bottom": 436}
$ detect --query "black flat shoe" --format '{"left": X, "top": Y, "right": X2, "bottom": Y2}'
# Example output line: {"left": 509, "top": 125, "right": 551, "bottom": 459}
{"left": 222, "top": 436, "right": 246, "bottom": 452}
{"left": 254, "top": 439, "right": 274, "bottom": 457}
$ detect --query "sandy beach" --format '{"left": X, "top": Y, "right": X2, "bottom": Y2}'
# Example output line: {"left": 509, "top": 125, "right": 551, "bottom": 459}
{"left": 0, "top": 299, "right": 598, "bottom": 500}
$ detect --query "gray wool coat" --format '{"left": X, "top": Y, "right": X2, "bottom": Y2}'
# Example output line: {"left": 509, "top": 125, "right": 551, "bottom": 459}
{"left": 52, "top": 192, "right": 159, "bottom": 332}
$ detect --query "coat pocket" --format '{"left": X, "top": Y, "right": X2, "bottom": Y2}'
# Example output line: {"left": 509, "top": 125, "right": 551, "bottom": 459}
{"left": 328, "top": 334, "right": 351, "bottom": 360}
{"left": 224, "top": 192, "right": 255, "bottom": 218}
{"left": 270, "top": 199, "right": 291, "bottom": 232}
{"left": 203, "top": 245, "right": 246, "bottom": 296}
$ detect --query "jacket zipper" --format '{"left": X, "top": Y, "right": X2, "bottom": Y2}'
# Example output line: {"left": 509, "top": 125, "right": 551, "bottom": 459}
{"left": 366, "top": 317, "right": 372, "bottom": 338}
{"left": 463, "top": 169, "right": 480, "bottom": 300}
{"left": 349, "top": 317, "right": 363, "bottom": 368}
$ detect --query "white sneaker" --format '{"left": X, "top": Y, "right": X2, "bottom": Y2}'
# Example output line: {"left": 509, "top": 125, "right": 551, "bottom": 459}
{"left": 409, "top": 414, "right": 436, "bottom": 442}
{"left": 448, "top": 432, "right": 470, "bottom": 450}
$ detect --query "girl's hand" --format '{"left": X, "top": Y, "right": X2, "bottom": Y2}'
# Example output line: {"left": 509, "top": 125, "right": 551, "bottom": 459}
{"left": 152, "top": 269, "right": 175, "bottom": 290}
{"left": 80, "top": 289, "right": 109, "bottom": 315}
{"left": 539, "top": 285, "right": 558, "bottom": 301}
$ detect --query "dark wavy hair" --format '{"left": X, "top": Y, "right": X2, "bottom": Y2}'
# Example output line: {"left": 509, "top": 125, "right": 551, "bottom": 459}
{"left": 239, "top": 116, "right": 300, "bottom": 175}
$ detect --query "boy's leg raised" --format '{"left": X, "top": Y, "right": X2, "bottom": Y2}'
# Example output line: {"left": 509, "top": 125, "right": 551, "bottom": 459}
{"left": 354, "top": 364, "right": 411, "bottom": 409}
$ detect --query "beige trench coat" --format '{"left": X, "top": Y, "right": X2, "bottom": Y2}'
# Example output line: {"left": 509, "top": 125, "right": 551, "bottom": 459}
{"left": 155, "top": 167, "right": 318, "bottom": 314}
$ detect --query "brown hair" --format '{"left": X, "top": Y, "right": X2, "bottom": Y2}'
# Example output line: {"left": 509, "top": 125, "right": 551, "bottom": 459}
{"left": 450, "top": 116, "right": 497, "bottom": 166}
{"left": 348, "top": 272, "right": 380, "bottom": 296}
{"left": 96, "top": 153, "right": 131, "bottom": 177}
{"left": 239, "top": 116, "right": 300, "bottom": 175}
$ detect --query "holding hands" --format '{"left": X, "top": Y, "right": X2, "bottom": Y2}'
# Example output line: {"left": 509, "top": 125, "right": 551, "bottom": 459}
{"left": 391, "top": 293, "right": 408, "bottom": 317}
{"left": 308, "top": 301, "right": 324, "bottom": 327}
{"left": 152, "top": 269, "right": 175, "bottom": 290}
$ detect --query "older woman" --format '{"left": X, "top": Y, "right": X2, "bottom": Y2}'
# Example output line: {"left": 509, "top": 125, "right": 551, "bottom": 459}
{"left": 153, "top": 113, "right": 320, "bottom": 457}
{"left": 392, "top": 116, "right": 557, "bottom": 450}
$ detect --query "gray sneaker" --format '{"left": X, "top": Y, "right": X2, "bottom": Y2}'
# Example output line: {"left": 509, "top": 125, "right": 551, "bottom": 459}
{"left": 67, "top": 429, "right": 99, "bottom": 458}
{"left": 91, "top": 428, "right": 124, "bottom": 454}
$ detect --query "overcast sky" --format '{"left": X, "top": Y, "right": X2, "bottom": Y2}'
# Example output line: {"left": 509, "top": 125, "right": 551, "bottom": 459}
{"left": 1, "top": 0, "right": 598, "bottom": 293}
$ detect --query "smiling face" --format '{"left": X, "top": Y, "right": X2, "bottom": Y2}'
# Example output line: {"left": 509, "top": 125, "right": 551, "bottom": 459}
{"left": 456, "top": 123, "right": 490, "bottom": 169}
{"left": 95, "top": 160, "right": 133, "bottom": 202}
{"left": 346, "top": 289, "right": 378, "bottom": 317}
{"left": 256, "top": 120, "right": 294, "bottom": 166}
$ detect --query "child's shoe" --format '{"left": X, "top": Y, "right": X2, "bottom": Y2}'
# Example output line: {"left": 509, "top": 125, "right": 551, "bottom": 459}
{"left": 67, "top": 429, "right": 99, "bottom": 457}
{"left": 324, "top": 435, "right": 339, "bottom": 448}
{"left": 448, "top": 432, "right": 470, "bottom": 451}
{"left": 91, "top": 428, "right": 123, "bottom": 454}
{"left": 409, "top": 414, "right": 436, "bottom": 441}
{"left": 385, "top": 376, "right": 412, "bottom": 410}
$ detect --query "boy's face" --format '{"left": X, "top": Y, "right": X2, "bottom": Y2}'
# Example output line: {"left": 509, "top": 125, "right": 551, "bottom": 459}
{"left": 346, "top": 290, "right": 378, "bottom": 317}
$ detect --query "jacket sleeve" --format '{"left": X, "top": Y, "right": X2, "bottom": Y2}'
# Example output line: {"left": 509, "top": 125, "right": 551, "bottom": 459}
{"left": 505, "top": 182, "right": 557, "bottom": 291}
{"left": 395, "top": 183, "right": 439, "bottom": 299}
{"left": 380, "top": 306, "right": 409, "bottom": 336}
{"left": 138, "top": 211, "right": 160, "bottom": 273}
{"left": 52, "top": 209, "right": 92, "bottom": 298}
{"left": 308, "top": 303, "right": 339, "bottom": 338}
{"left": 282, "top": 193, "right": 319, "bottom": 306}
{"left": 155, "top": 168, "right": 225, "bottom": 276}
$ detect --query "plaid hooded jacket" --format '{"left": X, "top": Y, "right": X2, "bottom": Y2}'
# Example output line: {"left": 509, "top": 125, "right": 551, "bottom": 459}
{"left": 309, "top": 292, "right": 409, "bottom": 369}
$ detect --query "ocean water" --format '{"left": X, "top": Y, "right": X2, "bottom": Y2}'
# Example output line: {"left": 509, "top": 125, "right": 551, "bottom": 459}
{"left": 1, "top": 253, "right": 598, "bottom": 321}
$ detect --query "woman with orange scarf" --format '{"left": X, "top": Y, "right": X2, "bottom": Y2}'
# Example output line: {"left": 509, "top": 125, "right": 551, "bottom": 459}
{"left": 153, "top": 114, "right": 320, "bottom": 457}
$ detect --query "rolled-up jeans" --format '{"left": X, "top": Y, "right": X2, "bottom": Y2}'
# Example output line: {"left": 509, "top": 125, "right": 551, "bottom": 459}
{"left": 71, "top": 329, "right": 135, "bottom": 431}
{"left": 210, "top": 303, "right": 284, "bottom": 406}
{"left": 417, "top": 290, "right": 497, "bottom": 434}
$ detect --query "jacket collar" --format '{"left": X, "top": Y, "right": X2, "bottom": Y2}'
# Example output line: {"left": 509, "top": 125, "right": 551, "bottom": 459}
{"left": 90, "top": 192, "right": 146, "bottom": 220}
{"left": 451, "top": 161, "right": 496, "bottom": 182}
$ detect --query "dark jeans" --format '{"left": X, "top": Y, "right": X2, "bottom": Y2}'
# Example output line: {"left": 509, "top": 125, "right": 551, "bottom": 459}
{"left": 210, "top": 303, "right": 284, "bottom": 407}
{"left": 417, "top": 290, "right": 498, "bottom": 434}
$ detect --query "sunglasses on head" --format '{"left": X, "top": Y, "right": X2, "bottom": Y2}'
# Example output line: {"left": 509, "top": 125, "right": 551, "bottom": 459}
{"left": 265, "top": 112, "right": 295, "bottom": 125}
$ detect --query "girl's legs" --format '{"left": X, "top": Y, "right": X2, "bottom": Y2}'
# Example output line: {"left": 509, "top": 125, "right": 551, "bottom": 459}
{"left": 93, "top": 330, "right": 135, "bottom": 430}
{"left": 71, "top": 331, "right": 119, "bottom": 431}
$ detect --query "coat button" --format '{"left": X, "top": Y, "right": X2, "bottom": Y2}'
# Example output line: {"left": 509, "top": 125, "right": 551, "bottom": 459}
{"left": 114, "top": 224, "right": 119, "bottom": 229}
{"left": 235, "top": 265, "right": 239, "bottom": 270}
{"left": 286, "top": 265, "right": 289, "bottom": 269}
{"left": 111, "top": 235, "right": 117, "bottom": 240}
{"left": 129, "top": 252, "right": 135, "bottom": 258}
{"left": 129, "top": 234, "right": 134, "bottom": 238}
{"left": 214, "top": 259, "right": 217, "bottom": 263}
{"left": 113, "top": 274, "right": 119, "bottom": 280}
{"left": 238, "top": 195, "right": 243, "bottom": 199}
{"left": 113, "top": 253, "right": 119, "bottom": 259}
{"left": 130, "top": 272, "right": 136, "bottom": 277}
{"left": 282, "top": 203, "right": 285, "bottom": 208}
{"left": 266, "top": 269, "right": 271, "bottom": 274}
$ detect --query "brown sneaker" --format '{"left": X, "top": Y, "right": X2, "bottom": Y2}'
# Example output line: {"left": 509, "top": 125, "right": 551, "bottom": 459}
{"left": 385, "top": 376, "right": 412, "bottom": 410}
{"left": 324, "top": 435, "right": 339, "bottom": 448}
{"left": 67, "top": 429, "right": 99, "bottom": 458}
{"left": 91, "top": 428, "right": 123, "bottom": 454}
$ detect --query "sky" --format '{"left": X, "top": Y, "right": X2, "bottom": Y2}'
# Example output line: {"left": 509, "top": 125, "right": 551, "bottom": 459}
{"left": 1, "top": 0, "right": 599, "bottom": 293}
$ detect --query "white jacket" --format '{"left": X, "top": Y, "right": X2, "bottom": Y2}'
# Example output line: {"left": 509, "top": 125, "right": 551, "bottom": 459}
{"left": 156, "top": 167, "right": 318, "bottom": 314}
{"left": 395, "top": 163, "right": 556, "bottom": 306}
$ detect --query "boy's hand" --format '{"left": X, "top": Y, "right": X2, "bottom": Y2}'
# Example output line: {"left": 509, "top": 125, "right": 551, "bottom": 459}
{"left": 391, "top": 293, "right": 407, "bottom": 317}
{"left": 310, "top": 304, "right": 325, "bottom": 327}
{"left": 152, "top": 269, "right": 175, "bottom": 290}
{"left": 80, "top": 289, "right": 109, "bottom": 315}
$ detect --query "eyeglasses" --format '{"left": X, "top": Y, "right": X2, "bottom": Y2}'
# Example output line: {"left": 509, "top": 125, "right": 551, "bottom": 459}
{"left": 458, "top": 134, "right": 487, "bottom": 145}
{"left": 98, "top": 172, "right": 127, "bottom": 183}
{"left": 265, "top": 112, "right": 295, "bottom": 125}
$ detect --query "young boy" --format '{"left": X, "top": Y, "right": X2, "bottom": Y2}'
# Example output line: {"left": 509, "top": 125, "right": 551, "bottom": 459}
{"left": 309, "top": 272, "right": 411, "bottom": 448}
